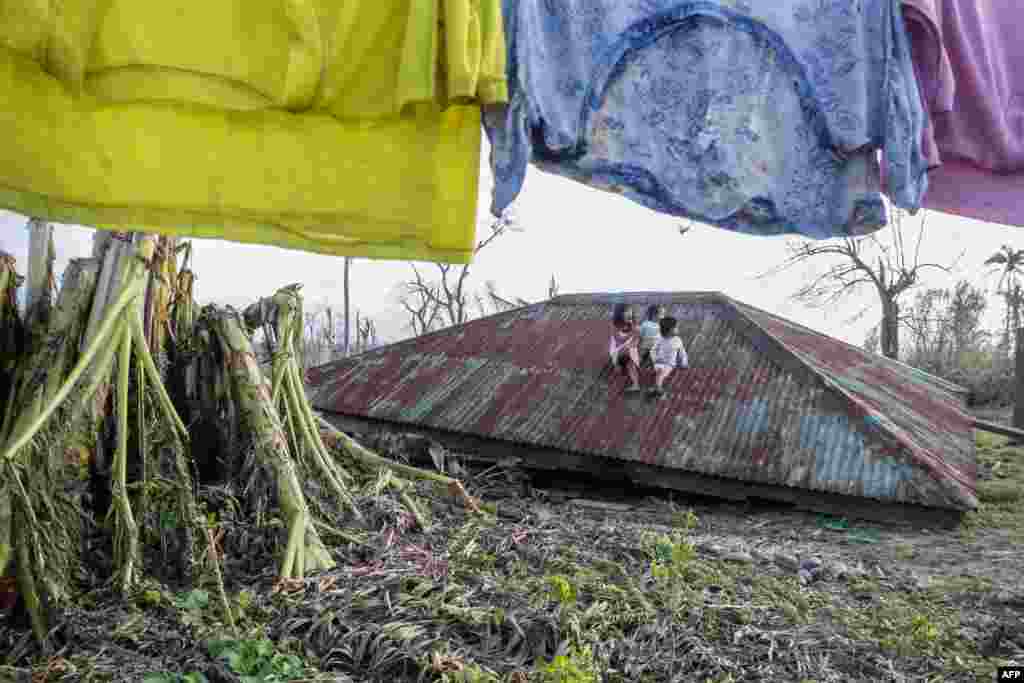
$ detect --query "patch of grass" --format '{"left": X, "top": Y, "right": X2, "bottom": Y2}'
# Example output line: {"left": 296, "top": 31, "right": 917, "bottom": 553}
{"left": 975, "top": 429, "right": 1005, "bottom": 451}
{"left": 143, "top": 673, "right": 208, "bottom": 683}
{"left": 749, "top": 574, "right": 827, "bottom": 625}
{"left": 435, "top": 660, "right": 503, "bottom": 683}
{"left": 547, "top": 575, "right": 578, "bottom": 606}
{"left": 641, "top": 530, "right": 696, "bottom": 583}
{"left": 832, "top": 578, "right": 1005, "bottom": 680}
{"left": 447, "top": 518, "right": 500, "bottom": 576}
{"left": 892, "top": 542, "right": 916, "bottom": 560}
{"left": 978, "top": 480, "right": 1023, "bottom": 504}
{"left": 207, "top": 638, "right": 305, "bottom": 682}
{"left": 670, "top": 507, "right": 700, "bottom": 531}
{"left": 962, "top": 434, "right": 1024, "bottom": 542}
{"left": 535, "top": 644, "right": 599, "bottom": 683}
{"left": 926, "top": 574, "right": 994, "bottom": 598}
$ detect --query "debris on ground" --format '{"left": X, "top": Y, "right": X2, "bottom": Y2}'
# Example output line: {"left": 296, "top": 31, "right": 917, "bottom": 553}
{"left": 2, "top": 430, "right": 1022, "bottom": 682}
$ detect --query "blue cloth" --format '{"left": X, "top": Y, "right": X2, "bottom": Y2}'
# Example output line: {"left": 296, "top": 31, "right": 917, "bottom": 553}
{"left": 484, "top": 0, "right": 929, "bottom": 238}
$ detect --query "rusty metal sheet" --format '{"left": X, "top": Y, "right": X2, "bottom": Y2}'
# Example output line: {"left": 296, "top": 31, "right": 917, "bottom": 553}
{"left": 308, "top": 293, "right": 977, "bottom": 510}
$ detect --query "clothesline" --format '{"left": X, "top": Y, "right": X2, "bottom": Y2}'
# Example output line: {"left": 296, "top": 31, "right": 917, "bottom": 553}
{"left": 0, "top": 0, "right": 1019, "bottom": 266}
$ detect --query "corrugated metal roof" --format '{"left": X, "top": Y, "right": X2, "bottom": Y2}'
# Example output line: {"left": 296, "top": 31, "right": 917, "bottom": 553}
{"left": 308, "top": 292, "right": 977, "bottom": 511}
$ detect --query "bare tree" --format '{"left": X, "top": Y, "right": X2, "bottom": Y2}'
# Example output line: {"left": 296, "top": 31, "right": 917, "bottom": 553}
{"left": 863, "top": 324, "right": 880, "bottom": 355}
{"left": 547, "top": 274, "right": 560, "bottom": 299}
{"left": 482, "top": 279, "right": 530, "bottom": 314}
{"left": 397, "top": 214, "right": 518, "bottom": 332}
{"left": 297, "top": 302, "right": 346, "bottom": 369}
{"left": 399, "top": 266, "right": 443, "bottom": 336}
{"left": 760, "top": 210, "right": 955, "bottom": 360}
{"left": 354, "top": 312, "right": 377, "bottom": 353}
{"left": 903, "top": 288, "right": 951, "bottom": 372}
{"left": 475, "top": 273, "right": 560, "bottom": 318}
{"left": 323, "top": 305, "right": 337, "bottom": 356}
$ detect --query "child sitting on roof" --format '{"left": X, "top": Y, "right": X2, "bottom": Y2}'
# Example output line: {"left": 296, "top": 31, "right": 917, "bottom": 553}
{"left": 609, "top": 303, "right": 642, "bottom": 393}
{"left": 638, "top": 304, "right": 664, "bottom": 366}
{"left": 649, "top": 316, "right": 688, "bottom": 397}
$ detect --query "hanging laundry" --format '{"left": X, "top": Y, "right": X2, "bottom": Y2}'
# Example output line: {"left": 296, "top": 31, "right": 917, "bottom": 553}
{"left": 900, "top": 0, "right": 956, "bottom": 170}
{"left": 901, "top": 0, "right": 1024, "bottom": 228}
{"left": 485, "top": 0, "right": 929, "bottom": 239}
{"left": 0, "top": 1, "right": 507, "bottom": 263}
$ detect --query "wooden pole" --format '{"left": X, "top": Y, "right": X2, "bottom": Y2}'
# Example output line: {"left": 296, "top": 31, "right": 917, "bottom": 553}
{"left": 972, "top": 417, "right": 1024, "bottom": 441}
{"left": 343, "top": 257, "right": 351, "bottom": 357}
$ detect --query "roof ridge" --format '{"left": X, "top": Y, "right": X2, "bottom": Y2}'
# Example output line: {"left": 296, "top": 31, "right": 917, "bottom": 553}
{"left": 549, "top": 291, "right": 729, "bottom": 305}
{"left": 325, "top": 302, "right": 540, "bottom": 365}
{"left": 734, "top": 300, "right": 967, "bottom": 397}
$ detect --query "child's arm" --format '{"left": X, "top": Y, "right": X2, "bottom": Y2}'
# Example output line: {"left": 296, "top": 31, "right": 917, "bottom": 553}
{"left": 677, "top": 339, "right": 689, "bottom": 368}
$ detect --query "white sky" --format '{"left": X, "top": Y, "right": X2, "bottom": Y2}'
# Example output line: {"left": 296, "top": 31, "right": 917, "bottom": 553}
{"left": 0, "top": 138, "right": 1018, "bottom": 348}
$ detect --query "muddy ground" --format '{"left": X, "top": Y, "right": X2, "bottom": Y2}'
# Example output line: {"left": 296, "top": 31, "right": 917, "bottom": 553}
{"left": 0, "top": 424, "right": 1021, "bottom": 683}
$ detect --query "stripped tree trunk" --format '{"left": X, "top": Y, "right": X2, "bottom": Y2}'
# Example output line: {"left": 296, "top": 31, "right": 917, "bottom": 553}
{"left": 880, "top": 298, "right": 900, "bottom": 360}
{"left": 0, "top": 253, "right": 23, "bottom": 422}
{"left": 0, "top": 255, "right": 100, "bottom": 644}
{"left": 23, "top": 218, "right": 54, "bottom": 331}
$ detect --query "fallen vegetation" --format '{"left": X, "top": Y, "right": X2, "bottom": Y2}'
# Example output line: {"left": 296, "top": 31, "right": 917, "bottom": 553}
{"left": 1, "top": 428, "right": 1021, "bottom": 682}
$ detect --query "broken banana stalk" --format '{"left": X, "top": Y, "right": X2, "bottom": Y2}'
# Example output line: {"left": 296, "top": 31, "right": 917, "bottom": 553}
{"left": 314, "top": 415, "right": 482, "bottom": 514}
{"left": 207, "top": 310, "right": 335, "bottom": 580}
{"left": 2, "top": 237, "right": 186, "bottom": 463}
{"left": 263, "top": 286, "right": 359, "bottom": 518}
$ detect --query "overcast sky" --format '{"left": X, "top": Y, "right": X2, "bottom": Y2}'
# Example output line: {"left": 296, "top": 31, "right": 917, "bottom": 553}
{"left": 0, "top": 138, "right": 1017, "bottom": 348}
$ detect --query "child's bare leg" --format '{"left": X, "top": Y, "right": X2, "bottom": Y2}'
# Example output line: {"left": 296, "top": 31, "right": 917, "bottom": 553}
{"left": 655, "top": 366, "right": 672, "bottom": 388}
{"left": 626, "top": 348, "right": 641, "bottom": 389}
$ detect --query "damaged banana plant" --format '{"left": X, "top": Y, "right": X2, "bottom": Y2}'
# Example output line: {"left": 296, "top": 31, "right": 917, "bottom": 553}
{"left": 0, "top": 230, "right": 488, "bottom": 650}
{"left": 249, "top": 285, "right": 480, "bottom": 526}
{"left": 0, "top": 233, "right": 195, "bottom": 645}
{"left": 193, "top": 301, "right": 337, "bottom": 580}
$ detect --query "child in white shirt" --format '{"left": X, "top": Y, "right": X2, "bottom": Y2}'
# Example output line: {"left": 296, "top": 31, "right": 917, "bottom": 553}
{"left": 637, "top": 304, "right": 664, "bottom": 365}
{"left": 649, "top": 316, "right": 688, "bottom": 396}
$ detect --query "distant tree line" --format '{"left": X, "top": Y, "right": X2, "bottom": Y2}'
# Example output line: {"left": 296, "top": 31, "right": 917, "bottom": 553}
{"left": 762, "top": 209, "right": 1022, "bottom": 416}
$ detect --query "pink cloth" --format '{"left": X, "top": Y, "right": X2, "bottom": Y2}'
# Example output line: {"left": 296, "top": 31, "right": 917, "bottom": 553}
{"left": 904, "top": 0, "right": 1024, "bottom": 227}
{"left": 902, "top": 0, "right": 955, "bottom": 169}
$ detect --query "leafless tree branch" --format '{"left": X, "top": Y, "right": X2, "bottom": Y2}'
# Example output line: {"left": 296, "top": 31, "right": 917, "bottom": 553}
{"left": 761, "top": 209, "right": 955, "bottom": 358}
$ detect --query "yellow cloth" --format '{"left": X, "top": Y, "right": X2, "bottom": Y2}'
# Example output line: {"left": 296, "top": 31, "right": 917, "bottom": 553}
{"left": 0, "top": 0, "right": 507, "bottom": 263}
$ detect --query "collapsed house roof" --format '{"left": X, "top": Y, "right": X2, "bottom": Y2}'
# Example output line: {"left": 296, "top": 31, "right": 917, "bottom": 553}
{"left": 307, "top": 292, "right": 977, "bottom": 521}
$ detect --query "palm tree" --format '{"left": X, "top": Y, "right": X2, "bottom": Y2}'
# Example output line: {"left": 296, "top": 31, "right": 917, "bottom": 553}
{"left": 984, "top": 245, "right": 1024, "bottom": 350}
{"left": 984, "top": 245, "right": 1024, "bottom": 429}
